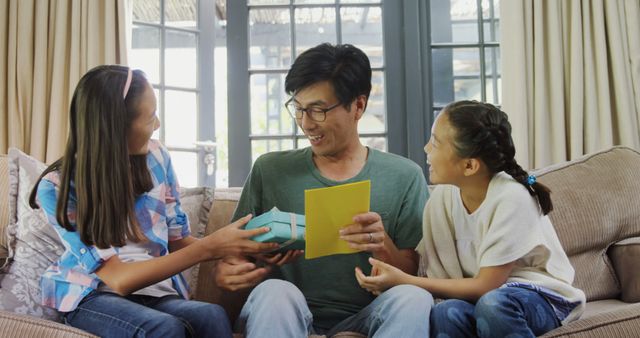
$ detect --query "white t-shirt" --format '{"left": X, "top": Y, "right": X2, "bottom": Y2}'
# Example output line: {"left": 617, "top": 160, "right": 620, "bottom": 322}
{"left": 417, "top": 172, "right": 586, "bottom": 323}
{"left": 98, "top": 240, "right": 178, "bottom": 297}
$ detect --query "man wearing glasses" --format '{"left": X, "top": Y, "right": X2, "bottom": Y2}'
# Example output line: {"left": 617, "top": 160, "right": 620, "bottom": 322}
{"left": 216, "top": 43, "right": 432, "bottom": 337}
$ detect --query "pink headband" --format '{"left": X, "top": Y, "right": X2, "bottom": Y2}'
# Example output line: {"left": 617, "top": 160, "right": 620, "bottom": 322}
{"left": 122, "top": 68, "right": 133, "bottom": 99}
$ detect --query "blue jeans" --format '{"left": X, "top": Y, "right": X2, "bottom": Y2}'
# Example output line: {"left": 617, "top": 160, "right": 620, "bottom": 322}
{"left": 236, "top": 279, "right": 433, "bottom": 338}
{"left": 430, "top": 287, "right": 561, "bottom": 338}
{"left": 64, "top": 291, "right": 233, "bottom": 338}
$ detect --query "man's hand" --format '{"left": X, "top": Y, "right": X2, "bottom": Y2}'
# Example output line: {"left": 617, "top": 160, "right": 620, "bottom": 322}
{"left": 255, "top": 250, "right": 304, "bottom": 266}
{"left": 339, "top": 212, "right": 387, "bottom": 253}
{"left": 214, "top": 255, "right": 271, "bottom": 291}
{"left": 355, "top": 257, "right": 412, "bottom": 295}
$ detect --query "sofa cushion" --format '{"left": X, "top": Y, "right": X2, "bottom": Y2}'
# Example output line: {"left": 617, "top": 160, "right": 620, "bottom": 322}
{"left": 0, "top": 148, "right": 62, "bottom": 321}
{"left": 608, "top": 237, "right": 640, "bottom": 303}
{"left": 540, "top": 302, "right": 640, "bottom": 337}
{"left": 533, "top": 146, "right": 640, "bottom": 302}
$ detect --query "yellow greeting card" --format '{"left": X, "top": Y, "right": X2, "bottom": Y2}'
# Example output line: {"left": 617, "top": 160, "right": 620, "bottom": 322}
{"left": 304, "top": 180, "right": 370, "bottom": 259}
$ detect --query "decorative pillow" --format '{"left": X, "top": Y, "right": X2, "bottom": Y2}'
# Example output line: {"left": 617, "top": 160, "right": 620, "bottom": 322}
{"left": 180, "top": 187, "right": 206, "bottom": 238}
{"left": 608, "top": 237, "right": 640, "bottom": 303}
{"left": 178, "top": 186, "right": 215, "bottom": 294}
{"left": 0, "top": 148, "right": 63, "bottom": 321}
{"left": 0, "top": 154, "right": 15, "bottom": 264}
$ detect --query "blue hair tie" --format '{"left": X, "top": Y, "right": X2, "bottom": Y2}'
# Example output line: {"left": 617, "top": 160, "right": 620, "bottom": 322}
{"left": 526, "top": 175, "right": 536, "bottom": 186}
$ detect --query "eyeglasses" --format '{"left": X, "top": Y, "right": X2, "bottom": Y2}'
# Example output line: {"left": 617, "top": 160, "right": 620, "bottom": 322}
{"left": 284, "top": 99, "right": 342, "bottom": 122}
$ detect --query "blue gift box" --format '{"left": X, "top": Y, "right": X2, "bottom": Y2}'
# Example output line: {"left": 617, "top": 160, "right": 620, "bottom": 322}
{"left": 244, "top": 207, "right": 306, "bottom": 252}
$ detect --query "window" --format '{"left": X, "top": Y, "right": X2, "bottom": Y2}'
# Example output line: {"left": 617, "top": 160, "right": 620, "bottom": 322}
{"left": 129, "top": 0, "right": 218, "bottom": 187}
{"left": 226, "top": 0, "right": 385, "bottom": 186}
{"left": 430, "top": 0, "right": 500, "bottom": 117}
{"left": 128, "top": 0, "right": 499, "bottom": 187}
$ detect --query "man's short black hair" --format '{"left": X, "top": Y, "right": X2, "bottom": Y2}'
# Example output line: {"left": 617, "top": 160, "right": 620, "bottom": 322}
{"left": 285, "top": 43, "right": 372, "bottom": 108}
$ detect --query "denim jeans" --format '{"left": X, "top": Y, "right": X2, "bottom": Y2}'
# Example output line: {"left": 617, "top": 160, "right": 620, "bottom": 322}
{"left": 236, "top": 279, "right": 433, "bottom": 338}
{"left": 430, "top": 287, "right": 561, "bottom": 338}
{"left": 64, "top": 291, "right": 233, "bottom": 338}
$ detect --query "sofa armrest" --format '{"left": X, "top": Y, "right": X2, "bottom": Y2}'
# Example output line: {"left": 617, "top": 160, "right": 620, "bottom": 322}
{"left": 0, "top": 310, "right": 97, "bottom": 338}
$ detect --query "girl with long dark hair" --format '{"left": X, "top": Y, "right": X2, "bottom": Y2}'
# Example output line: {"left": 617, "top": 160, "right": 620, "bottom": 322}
{"left": 30, "top": 65, "right": 277, "bottom": 337}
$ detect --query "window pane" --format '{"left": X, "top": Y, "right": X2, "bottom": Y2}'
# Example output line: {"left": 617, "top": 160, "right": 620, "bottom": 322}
{"left": 431, "top": 0, "right": 478, "bottom": 43}
{"left": 451, "top": 0, "right": 479, "bottom": 21}
{"left": 432, "top": 47, "right": 481, "bottom": 105}
{"left": 453, "top": 48, "right": 480, "bottom": 76}
{"left": 484, "top": 47, "right": 501, "bottom": 104}
{"left": 453, "top": 48, "right": 481, "bottom": 101}
{"left": 248, "top": 0, "right": 288, "bottom": 4}
{"left": 483, "top": 20, "right": 500, "bottom": 43}
{"left": 341, "top": 0, "right": 381, "bottom": 3}
{"left": 294, "top": 0, "right": 335, "bottom": 4}
{"left": 454, "top": 78, "right": 481, "bottom": 101}
{"left": 250, "top": 73, "right": 294, "bottom": 135}
{"left": 451, "top": 21, "right": 479, "bottom": 44}
{"left": 168, "top": 151, "right": 198, "bottom": 188}
{"left": 359, "top": 71, "right": 385, "bottom": 133}
{"left": 360, "top": 137, "right": 386, "bottom": 152}
{"left": 250, "top": 9, "right": 291, "bottom": 69}
{"left": 165, "top": 0, "right": 197, "bottom": 29}
{"left": 133, "top": 0, "right": 160, "bottom": 24}
{"left": 431, "top": 48, "right": 454, "bottom": 107}
{"left": 482, "top": 0, "right": 500, "bottom": 21}
{"left": 295, "top": 7, "right": 337, "bottom": 57}
{"left": 215, "top": 47, "right": 229, "bottom": 187}
{"left": 130, "top": 25, "right": 160, "bottom": 85}
{"left": 485, "top": 77, "right": 502, "bottom": 106}
{"left": 165, "top": 30, "right": 197, "bottom": 88}
{"left": 165, "top": 90, "right": 197, "bottom": 148}
{"left": 341, "top": 6, "right": 383, "bottom": 68}
{"left": 482, "top": 0, "right": 500, "bottom": 43}
{"left": 251, "top": 139, "right": 295, "bottom": 162}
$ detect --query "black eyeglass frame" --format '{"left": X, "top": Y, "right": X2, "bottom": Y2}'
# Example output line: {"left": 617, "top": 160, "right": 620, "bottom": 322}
{"left": 284, "top": 98, "right": 342, "bottom": 122}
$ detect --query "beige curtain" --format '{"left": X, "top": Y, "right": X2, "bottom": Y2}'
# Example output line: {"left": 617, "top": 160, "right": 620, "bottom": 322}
{"left": 0, "top": 0, "right": 128, "bottom": 163}
{"left": 501, "top": 0, "right": 640, "bottom": 170}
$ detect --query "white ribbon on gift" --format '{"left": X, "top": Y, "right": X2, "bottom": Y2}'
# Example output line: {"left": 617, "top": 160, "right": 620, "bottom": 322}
{"left": 269, "top": 207, "right": 299, "bottom": 251}
{"left": 277, "top": 212, "right": 298, "bottom": 250}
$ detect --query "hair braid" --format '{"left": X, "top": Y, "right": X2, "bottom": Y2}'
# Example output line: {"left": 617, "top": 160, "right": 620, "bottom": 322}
{"left": 502, "top": 158, "right": 553, "bottom": 215}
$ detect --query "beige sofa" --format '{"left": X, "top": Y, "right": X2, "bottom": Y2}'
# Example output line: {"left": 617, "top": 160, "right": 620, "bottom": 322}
{"left": 1, "top": 146, "right": 639, "bottom": 337}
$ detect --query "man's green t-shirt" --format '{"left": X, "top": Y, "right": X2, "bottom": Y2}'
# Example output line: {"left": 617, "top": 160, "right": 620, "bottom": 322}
{"left": 232, "top": 147, "right": 428, "bottom": 331}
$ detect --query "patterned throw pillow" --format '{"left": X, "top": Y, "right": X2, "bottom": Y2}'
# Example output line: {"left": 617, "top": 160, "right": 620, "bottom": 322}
{"left": 0, "top": 148, "right": 63, "bottom": 321}
{"left": 177, "top": 186, "right": 215, "bottom": 294}
{"left": 0, "top": 154, "right": 17, "bottom": 265}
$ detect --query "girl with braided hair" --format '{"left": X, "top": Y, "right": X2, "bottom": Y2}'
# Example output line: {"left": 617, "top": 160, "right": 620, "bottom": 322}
{"left": 355, "top": 100, "right": 586, "bottom": 337}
